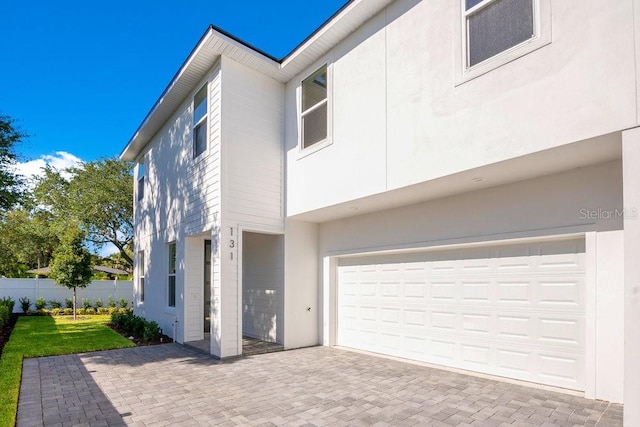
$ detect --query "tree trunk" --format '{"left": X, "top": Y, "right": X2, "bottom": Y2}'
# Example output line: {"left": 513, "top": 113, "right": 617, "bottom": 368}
{"left": 73, "top": 287, "right": 77, "bottom": 320}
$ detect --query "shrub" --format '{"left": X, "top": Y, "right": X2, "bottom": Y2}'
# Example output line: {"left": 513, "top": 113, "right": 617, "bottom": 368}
{"left": 82, "top": 298, "right": 92, "bottom": 309}
{"left": 107, "top": 295, "right": 116, "bottom": 308}
{"left": 76, "top": 308, "right": 86, "bottom": 315}
{"left": 85, "top": 307, "right": 96, "bottom": 315}
{"left": 0, "top": 306, "right": 9, "bottom": 328}
{"left": 108, "top": 307, "right": 117, "bottom": 314}
{"left": 97, "top": 307, "right": 109, "bottom": 315}
{"left": 94, "top": 298, "right": 103, "bottom": 308}
{"left": 49, "top": 300, "right": 62, "bottom": 309}
{"left": 35, "top": 297, "right": 47, "bottom": 311}
{"left": 63, "top": 308, "right": 73, "bottom": 315}
{"left": 0, "top": 296, "right": 15, "bottom": 313}
{"left": 118, "top": 297, "right": 129, "bottom": 309}
{"left": 51, "top": 308, "right": 62, "bottom": 316}
{"left": 143, "top": 321, "right": 160, "bottom": 341}
{"left": 65, "top": 298, "right": 73, "bottom": 309}
{"left": 19, "top": 297, "right": 31, "bottom": 314}
{"left": 111, "top": 311, "right": 158, "bottom": 340}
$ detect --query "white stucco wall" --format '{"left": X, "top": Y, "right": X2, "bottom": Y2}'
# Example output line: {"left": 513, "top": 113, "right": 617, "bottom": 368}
{"left": 284, "top": 0, "right": 637, "bottom": 216}
{"left": 284, "top": 218, "right": 319, "bottom": 350}
{"left": 623, "top": 127, "right": 640, "bottom": 423}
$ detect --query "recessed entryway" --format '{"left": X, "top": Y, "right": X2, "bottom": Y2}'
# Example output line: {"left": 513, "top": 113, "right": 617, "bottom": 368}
{"left": 241, "top": 231, "right": 284, "bottom": 349}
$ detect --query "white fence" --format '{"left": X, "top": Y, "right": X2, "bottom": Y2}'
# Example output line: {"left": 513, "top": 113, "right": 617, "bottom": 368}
{"left": 0, "top": 278, "right": 133, "bottom": 313}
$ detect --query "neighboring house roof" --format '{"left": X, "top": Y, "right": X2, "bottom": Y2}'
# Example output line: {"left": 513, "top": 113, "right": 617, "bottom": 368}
{"left": 120, "top": 0, "right": 394, "bottom": 161}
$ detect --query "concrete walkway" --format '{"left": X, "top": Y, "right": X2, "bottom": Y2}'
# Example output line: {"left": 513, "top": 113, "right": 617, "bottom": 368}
{"left": 17, "top": 344, "right": 622, "bottom": 426}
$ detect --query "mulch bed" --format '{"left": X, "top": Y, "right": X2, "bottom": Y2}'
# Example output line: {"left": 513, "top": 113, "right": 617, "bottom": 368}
{"left": 0, "top": 314, "right": 18, "bottom": 358}
{"left": 106, "top": 323, "right": 173, "bottom": 346}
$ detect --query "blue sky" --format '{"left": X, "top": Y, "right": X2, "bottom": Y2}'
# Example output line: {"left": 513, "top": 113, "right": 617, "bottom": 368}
{"left": 1, "top": 0, "right": 346, "bottom": 175}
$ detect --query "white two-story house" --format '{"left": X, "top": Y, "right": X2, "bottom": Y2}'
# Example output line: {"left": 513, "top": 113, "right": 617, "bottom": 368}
{"left": 120, "top": 0, "right": 640, "bottom": 421}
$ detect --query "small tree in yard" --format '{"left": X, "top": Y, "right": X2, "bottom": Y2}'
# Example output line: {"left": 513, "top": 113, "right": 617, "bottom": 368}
{"left": 50, "top": 228, "right": 93, "bottom": 319}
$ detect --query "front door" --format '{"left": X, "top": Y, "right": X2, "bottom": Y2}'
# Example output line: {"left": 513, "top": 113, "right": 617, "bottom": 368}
{"left": 204, "top": 240, "right": 211, "bottom": 333}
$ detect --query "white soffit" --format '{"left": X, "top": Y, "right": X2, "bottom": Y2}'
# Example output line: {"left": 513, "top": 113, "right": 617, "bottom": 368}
{"left": 120, "top": 0, "right": 394, "bottom": 161}
{"left": 291, "top": 132, "right": 623, "bottom": 222}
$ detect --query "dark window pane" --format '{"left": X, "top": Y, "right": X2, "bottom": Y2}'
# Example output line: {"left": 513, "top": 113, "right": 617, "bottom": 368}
{"left": 140, "top": 277, "right": 145, "bottom": 302}
{"left": 468, "top": 0, "right": 534, "bottom": 67}
{"left": 194, "top": 120, "right": 207, "bottom": 158}
{"left": 169, "top": 243, "right": 176, "bottom": 274}
{"left": 466, "top": 0, "right": 484, "bottom": 10}
{"left": 302, "top": 103, "right": 327, "bottom": 148}
{"left": 137, "top": 177, "right": 144, "bottom": 201}
{"left": 168, "top": 276, "right": 175, "bottom": 307}
{"left": 194, "top": 85, "right": 207, "bottom": 123}
{"left": 302, "top": 66, "right": 327, "bottom": 111}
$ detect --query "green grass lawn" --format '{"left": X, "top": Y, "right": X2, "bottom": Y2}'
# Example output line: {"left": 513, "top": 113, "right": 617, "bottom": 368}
{"left": 0, "top": 315, "right": 135, "bottom": 427}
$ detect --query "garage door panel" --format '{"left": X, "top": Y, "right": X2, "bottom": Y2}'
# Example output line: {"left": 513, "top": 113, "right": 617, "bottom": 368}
{"left": 497, "top": 281, "right": 532, "bottom": 303}
{"left": 461, "top": 313, "right": 491, "bottom": 334}
{"left": 461, "top": 344, "right": 491, "bottom": 366}
{"left": 538, "top": 279, "right": 583, "bottom": 307}
{"left": 538, "top": 317, "right": 583, "bottom": 345}
{"left": 461, "top": 282, "right": 491, "bottom": 302}
{"left": 431, "top": 282, "right": 457, "bottom": 300}
{"left": 337, "top": 238, "right": 586, "bottom": 391}
{"left": 497, "top": 315, "right": 531, "bottom": 338}
{"left": 497, "top": 348, "right": 531, "bottom": 372}
{"left": 404, "top": 282, "right": 428, "bottom": 299}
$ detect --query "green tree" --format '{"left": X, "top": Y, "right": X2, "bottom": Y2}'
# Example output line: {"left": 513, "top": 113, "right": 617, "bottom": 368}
{"left": 35, "top": 157, "right": 134, "bottom": 268}
{"left": 0, "top": 208, "right": 60, "bottom": 277}
{"left": 49, "top": 227, "right": 93, "bottom": 319}
{"left": 0, "top": 115, "right": 26, "bottom": 211}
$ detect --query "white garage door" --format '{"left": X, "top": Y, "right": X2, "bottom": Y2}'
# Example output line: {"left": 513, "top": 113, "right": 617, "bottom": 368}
{"left": 337, "top": 238, "right": 586, "bottom": 390}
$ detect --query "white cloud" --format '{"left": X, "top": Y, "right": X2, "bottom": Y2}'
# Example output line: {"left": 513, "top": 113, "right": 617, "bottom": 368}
{"left": 14, "top": 151, "right": 83, "bottom": 185}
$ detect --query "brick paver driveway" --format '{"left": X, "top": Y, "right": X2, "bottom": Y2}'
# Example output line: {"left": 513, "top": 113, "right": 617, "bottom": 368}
{"left": 17, "top": 344, "right": 622, "bottom": 426}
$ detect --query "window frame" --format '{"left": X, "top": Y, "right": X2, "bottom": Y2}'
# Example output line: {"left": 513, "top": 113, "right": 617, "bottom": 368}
{"left": 138, "top": 250, "right": 145, "bottom": 304}
{"left": 455, "top": 0, "right": 551, "bottom": 85}
{"left": 299, "top": 63, "right": 331, "bottom": 156}
{"left": 193, "top": 83, "right": 208, "bottom": 159}
{"left": 136, "top": 160, "right": 145, "bottom": 202}
{"left": 168, "top": 242, "right": 176, "bottom": 308}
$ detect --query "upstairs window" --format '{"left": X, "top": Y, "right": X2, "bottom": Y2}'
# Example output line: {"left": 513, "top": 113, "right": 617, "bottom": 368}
{"left": 193, "top": 84, "right": 208, "bottom": 158}
{"left": 464, "top": 0, "right": 535, "bottom": 68}
{"left": 137, "top": 161, "right": 145, "bottom": 201}
{"left": 301, "top": 65, "right": 328, "bottom": 149}
{"left": 168, "top": 242, "right": 176, "bottom": 307}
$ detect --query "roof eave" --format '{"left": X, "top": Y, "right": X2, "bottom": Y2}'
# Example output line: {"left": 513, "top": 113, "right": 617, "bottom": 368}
{"left": 120, "top": 26, "right": 280, "bottom": 161}
{"left": 120, "top": 0, "right": 394, "bottom": 162}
